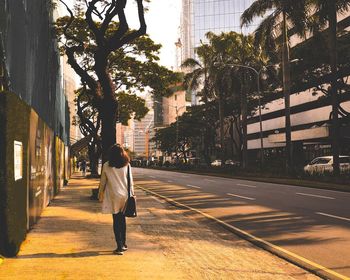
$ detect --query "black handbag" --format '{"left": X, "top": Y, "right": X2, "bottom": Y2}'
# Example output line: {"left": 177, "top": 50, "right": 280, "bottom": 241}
{"left": 123, "top": 165, "right": 137, "bottom": 217}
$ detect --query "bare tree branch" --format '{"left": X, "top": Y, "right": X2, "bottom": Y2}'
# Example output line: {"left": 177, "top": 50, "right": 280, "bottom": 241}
{"left": 108, "top": 0, "right": 147, "bottom": 51}
{"left": 100, "top": 0, "right": 119, "bottom": 35}
{"left": 86, "top": 0, "right": 104, "bottom": 45}
{"left": 66, "top": 46, "right": 97, "bottom": 91}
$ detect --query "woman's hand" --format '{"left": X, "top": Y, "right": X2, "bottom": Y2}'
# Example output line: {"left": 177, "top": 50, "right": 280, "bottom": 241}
{"left": 98, "top": 190, "right": 104, "bottom": 202}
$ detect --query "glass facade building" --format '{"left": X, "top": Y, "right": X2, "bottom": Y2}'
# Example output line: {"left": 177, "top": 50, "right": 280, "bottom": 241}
{"left": 181, "top": 0, "right": 258, "bottom": 61}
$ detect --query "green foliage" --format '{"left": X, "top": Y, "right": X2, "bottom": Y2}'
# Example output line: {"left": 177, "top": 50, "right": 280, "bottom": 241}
{"left": 153, "top": 104, "right": 218, "bottom": 156}
{"left": 118, "top": 92, "right": 149, "bottom": 125}
{"left": 241, "top": 0, "right": 309, "bottom": 57}
{"left": 153, "top": 125, "right": 176, "bottom": 154}
{"left": 55, "top": 16, "right": 181, "bottom": 99}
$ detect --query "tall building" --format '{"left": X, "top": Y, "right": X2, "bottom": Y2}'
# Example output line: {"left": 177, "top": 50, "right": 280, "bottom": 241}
{"left": 132, "top": 92, "right": 156, "bottom": 158}
{"left": 246, "top": 11, "right": 350, "bottom": 165}
{"left": 180, "top": 0, "right": 258, "bottom": 63}
{"left": 160, "top": 90, "right": 187, "bottom": 126}
{"left": 180, "top": 0, "right": 259, "bottom": 105}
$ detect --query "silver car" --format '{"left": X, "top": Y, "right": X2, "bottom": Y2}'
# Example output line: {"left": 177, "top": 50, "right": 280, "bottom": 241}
{"left": 304, "top": 155, "right": 350, "bottom": 174}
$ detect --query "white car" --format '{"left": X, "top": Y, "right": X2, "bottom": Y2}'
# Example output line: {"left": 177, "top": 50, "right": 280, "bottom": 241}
{"left": 304, "top": 155, "right": 350, "bottom": 174}
{"left": 211, "top": 159, "right": 222, "bottom": 167}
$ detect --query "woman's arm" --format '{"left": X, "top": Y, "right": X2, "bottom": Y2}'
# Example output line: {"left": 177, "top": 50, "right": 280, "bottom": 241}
{"left": 98, "top": 166, "right": 107, "bottom": 202}
{"left": 129, "top": 164, "right": 135, "bottom": 196}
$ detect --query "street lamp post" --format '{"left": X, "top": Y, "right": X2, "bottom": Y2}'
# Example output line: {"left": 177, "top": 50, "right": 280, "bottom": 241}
{"left": 215, "top": 60, "right": 300, "bottom": 168}
{"left": 215, "top": 62, "right": 266, "bottom": 165}
{"left": 154, "top": 100, "right": 186, "bottom": 160}
{"left": 169, "top": 104, "right": 186, "bottom": 159}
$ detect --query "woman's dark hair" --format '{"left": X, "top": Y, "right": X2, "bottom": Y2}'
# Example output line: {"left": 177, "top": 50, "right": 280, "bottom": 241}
{"left": 108, "top": 144, "right": 130, "bottom": 168}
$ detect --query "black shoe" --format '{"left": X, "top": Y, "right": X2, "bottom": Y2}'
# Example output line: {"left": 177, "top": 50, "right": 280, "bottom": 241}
{"left": 122, "top": 245, "right": 128, "bottom": 252}
{"left": 113, "top": 249, "right": 124, "bottom": 255}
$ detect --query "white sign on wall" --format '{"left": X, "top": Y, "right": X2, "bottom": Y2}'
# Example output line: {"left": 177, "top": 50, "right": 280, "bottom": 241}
{"left": 14, "top": 141, "right": 23, "bottom": 181}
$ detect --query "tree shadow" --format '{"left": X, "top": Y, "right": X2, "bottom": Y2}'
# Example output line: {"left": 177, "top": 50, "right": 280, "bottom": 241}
{"left": 16, "top": 250, "right": 112, "bottom": 259}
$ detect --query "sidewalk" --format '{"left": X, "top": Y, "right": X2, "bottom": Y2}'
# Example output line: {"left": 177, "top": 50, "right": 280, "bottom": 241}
{"left": 0, "top": 174, "right": 319, "bottom": 280}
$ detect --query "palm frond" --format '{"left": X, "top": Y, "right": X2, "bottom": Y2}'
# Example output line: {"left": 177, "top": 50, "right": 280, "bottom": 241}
{"left": 241, "top": 0, "right": 276, "bottom": 26}
{"left": 183, "top": 68, "right": 204, "bottom": 91}
{"left": 181, "top": 58, "right": 202, "bottom": 69}
{"left": 253, "top": 10, "right": 279, "bottom": 55}
{"left": 286, "top": 0, "right": 309, "bottom": 37}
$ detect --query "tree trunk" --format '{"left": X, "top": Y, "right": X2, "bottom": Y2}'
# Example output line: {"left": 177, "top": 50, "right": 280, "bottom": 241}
{"left": 241, "top": 95, "right": 248, "bottom": 169}
{"left": 182, "top": 146, "right": 188, "bottom": 163}
{"left": 329, "top": 3, "right": 340, "bottom": 176}
{"left": 282, "top": 11, "right": 293, "bottom": 173}
{"left": 100, "top": 97, "right": 117, "bottom": 163}
{"left": 88, "top": 143, "right": 99, "bottom": 177}
{"left": 218, "top": 94, "right": 225, "bottom": 163}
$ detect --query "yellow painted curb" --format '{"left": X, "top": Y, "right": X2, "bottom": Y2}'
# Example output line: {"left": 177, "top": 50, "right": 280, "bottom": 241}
{"left": 137, "top": 185, "right": 350, "bottom": 280}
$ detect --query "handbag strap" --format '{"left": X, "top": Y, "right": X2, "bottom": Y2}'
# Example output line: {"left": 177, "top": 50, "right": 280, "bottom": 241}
{"left": 127, "top": 164, "right": 131, "bottom": 198}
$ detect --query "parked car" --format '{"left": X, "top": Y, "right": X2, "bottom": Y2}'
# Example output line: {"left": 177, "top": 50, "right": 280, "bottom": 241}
{"left": 211, "top": 159, "right": 222, "bottom": 167}
{"left": 224, "top": 159, "right": 240, "bottom": 167}
{"left": 304, "top": 155, "right": 350, "bottom": 174}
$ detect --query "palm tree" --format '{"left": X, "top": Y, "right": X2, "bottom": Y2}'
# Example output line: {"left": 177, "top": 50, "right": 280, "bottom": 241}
{"left": 182, "top": 42, "right": 222, "bottom": 161}
{"left": 307, "top": 0, "right": 350, "bottom": 176}
{"left": 183, "top": 32, "right": 264, "bottom": 168}
{"left": 241, "top": 0, "right": 309, "bottom": 173}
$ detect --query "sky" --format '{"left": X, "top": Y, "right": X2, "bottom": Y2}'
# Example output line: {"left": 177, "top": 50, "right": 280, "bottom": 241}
{"left": 63, "top": 0, "right": 182, "bottom": 69}
{"left": 126, "top": 0, "right": 182, "bottom": 69}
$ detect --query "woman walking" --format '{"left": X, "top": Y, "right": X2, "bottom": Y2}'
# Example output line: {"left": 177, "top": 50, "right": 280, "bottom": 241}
{"left": 98, "top": 144, "right": 134, "bottom": 255}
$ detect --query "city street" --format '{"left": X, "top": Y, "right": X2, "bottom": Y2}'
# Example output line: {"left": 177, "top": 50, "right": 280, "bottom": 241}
{"left": 0, "top": 175, "right": 319, "bottom": 280}
{"left": 133, "top": 168, "right": 350, "bottom": 278}
{"left": 1, "top": 1, "right": 350, "bottom": 279}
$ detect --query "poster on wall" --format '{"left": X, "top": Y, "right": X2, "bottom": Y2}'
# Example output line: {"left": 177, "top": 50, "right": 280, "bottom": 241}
{"left": 14, "top": 141, "right": 23, "bottom": 181}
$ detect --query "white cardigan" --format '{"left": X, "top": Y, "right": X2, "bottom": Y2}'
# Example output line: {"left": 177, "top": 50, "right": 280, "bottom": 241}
{"left": 98, "top": 162, "right": 134, "bottom": 214}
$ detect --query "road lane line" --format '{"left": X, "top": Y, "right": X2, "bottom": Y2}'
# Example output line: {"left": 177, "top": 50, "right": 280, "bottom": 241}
{"left": 149, "top": 176, "right": 156, "bottom": 178}
{"left": 227, "top": 193, "right": 256, "bottom": 201}
{"left": 204, "top": 179, "right": 216, "bottom": 182}
{"left": 237, "top": 183, "right": 257, "bottom": 188}
{"left": 296, "top": 192, "right": 335, "bottom": 200}
{"left": 167, "top": 180, "right": 173, "bottom": 183}
{"left": 187, "top": 184, "right": 201, "bottom": 189}
{"left": 316, "top": 212, "right": 350, "bottom": 222}
{"left": 137, "top": 185, "right": 348, "bottom": 280}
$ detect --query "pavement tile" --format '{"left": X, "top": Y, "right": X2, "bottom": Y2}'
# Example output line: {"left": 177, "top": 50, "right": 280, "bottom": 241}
{"left": 0, "top": 175, "right": 320, "bottom": 280}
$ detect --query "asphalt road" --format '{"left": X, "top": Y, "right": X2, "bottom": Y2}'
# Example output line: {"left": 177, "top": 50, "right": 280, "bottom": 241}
{"left": 133, "top": 168, "right": 350, "bottom": 278}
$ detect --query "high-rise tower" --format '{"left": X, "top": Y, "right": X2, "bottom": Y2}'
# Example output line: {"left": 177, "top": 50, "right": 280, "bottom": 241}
{"left": 180, "top": 0, "right": 258, "bottom": 62}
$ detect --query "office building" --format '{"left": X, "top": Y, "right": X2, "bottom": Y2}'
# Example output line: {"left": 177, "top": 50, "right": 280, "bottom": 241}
{"left": 180, "top": 0, "right": 258, "bottom": 104}
{"left": 180, "top": 0, "right": 258, "bottom": 63}
{"left": 246, "top": 11, "right": 350, "bottom": 165}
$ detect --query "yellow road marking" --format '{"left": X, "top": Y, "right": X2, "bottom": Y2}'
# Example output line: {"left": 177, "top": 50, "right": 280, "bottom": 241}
{"left": 137, "top": 185, "right": 350, "bottom": 280}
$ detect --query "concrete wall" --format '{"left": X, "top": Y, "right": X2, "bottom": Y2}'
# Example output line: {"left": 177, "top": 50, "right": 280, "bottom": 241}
{"left": 0, "top": 91, "right": 67, "bottom": 257}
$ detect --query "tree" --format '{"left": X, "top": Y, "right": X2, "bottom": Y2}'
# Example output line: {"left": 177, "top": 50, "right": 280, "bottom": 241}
{"left": 306, "top": 0, "right": 350, "bottom": 175}
{"left": 75, "top": 87, "right": 149, "bottom": 175}
{"left": 210, "top": 32, "right": 266, "bottom": 168}
{"left": 153, "top": 105, "right": 215, "bottom": 163}
{"left": 183, "top": 31, "right": 265, "bottom": 168}
{"left": 241, "top": 0, "right": 309, "bottom": 172}
{"left": 56, "top": 1, "right": 180, "bottom": 161}
{"left": 181, "top": 41, "right": 219, "bottom": 159}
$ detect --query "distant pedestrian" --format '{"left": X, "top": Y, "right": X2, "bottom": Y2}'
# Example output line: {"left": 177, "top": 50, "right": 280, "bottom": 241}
{"left": 80, "top": 160, "right": 87, "bottom": 176}
{"left": 98, "top": 144, "right": 134, "bottom": 255}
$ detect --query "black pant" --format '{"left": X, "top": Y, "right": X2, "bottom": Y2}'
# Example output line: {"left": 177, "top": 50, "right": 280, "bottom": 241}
{"left": 112, "top": 212, "right": 126, "bottom": 250}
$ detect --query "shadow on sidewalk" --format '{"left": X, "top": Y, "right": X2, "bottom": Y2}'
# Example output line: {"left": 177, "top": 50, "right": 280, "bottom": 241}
{"left": 16, "top": 250, "right": 113, "bottom": 259}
